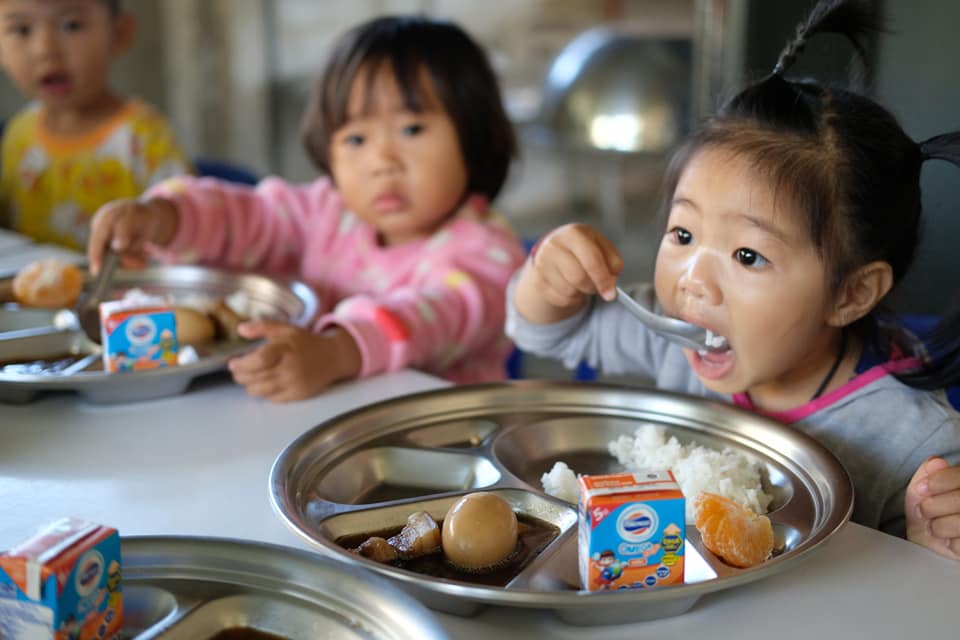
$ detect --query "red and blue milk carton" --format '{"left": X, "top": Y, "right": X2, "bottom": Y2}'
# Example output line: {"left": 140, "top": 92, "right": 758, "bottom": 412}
{"left": 0, "top": 518, "right": 123, "bottom": 639}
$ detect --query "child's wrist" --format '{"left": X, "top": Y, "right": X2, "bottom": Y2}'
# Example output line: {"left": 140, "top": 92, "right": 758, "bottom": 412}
{"left": 324, "top": 327, "right": 362, "bottom": 381}
{"left": 149, "top": 198, "right": 180, "bottom": 247}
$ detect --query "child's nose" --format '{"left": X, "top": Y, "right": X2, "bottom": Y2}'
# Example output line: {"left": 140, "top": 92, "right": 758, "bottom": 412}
{"left": 677, "top": 250, "right": 722, "bottom": 304}
{"left": 370, "top": 136, "right": 402, "bottom": 175}
{"left": 31, "top": 24, "right": 61, "bottom": 59}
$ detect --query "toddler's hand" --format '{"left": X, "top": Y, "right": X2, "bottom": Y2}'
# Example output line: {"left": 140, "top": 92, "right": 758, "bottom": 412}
{"left": 905, "top": 456, "right": 960, "bottom": 560}
{"left": 227, "top": 321, "right": 362, "bottom": 403}
{"left": 530, "top": 223, "right": 623, "bottom": 306}
{"left": 87, "top": 197, "right": 180, "bottom": 275}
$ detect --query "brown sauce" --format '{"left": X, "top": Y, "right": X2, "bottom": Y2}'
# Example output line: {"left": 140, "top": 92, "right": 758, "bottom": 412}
{"left": 336, "top": 514, "right": 560, "bottom": 587}
{"left": 207, "top": 629, "right": 289, "bottom": 640}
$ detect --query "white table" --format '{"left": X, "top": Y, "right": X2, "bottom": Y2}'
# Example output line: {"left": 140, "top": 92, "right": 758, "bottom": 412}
{"left": 1, "top": 369, "right": 958, "bottom": 638}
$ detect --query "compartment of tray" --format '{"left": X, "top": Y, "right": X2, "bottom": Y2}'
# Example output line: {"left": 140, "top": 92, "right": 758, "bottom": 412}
{"left": 141, "top": 593, "right": 368, "bottom": 640}
{"left": 314, "top": 447, "right": 501, "bottom": 504}
{"left": 119, "top": 585, "right": 179, "bottom": 638}
{"left": 318, "top": 489, "right": 576, "bottom": 588}
{"left": 395, "top": 419, "right": 499, "bottom": 448}
{"left": 0, "top": 306, "right": 95, "bottom": 366}
{"left": 511, "top": 529, "right": 718, "bottom": 592}
{"left": 120, "top": 537, "right": 447, "bottom": 640}
{"left": 491, "top": 415, "right": 794, "bottom": 513}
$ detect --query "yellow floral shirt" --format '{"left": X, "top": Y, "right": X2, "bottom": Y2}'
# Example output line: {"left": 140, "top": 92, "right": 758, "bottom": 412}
{"left": 0, "top": 99, "right": 192, "bottom": 250}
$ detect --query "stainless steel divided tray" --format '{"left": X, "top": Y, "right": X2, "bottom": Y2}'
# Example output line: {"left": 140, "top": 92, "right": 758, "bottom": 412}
{"left": 0, "top": 266, "right": 318, "bottom": 404}
{"left": 270, "top": 381, "right": 853, "bottom": 626}
{"left": 119, "top": 536, "right": 449, "bottom": 639}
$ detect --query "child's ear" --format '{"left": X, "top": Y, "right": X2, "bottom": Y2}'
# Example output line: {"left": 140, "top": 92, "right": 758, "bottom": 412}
{"left": 827, "top": 260, "right": 893, "bottom": 327}
{"left": 110, "top": 12, "right": 137, "bottom": 57}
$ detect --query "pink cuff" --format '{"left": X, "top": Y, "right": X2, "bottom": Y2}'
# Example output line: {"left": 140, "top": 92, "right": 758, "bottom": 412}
{"left": 314, "top": 315, "right": 390, "bottom": 379}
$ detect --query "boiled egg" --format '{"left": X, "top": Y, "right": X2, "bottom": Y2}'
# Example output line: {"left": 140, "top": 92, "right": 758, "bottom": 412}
{"left": 442, "top": 492, "right": 518, "bottom": 572}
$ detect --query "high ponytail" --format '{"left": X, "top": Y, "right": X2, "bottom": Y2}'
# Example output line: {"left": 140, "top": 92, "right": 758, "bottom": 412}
{"left": 918, "top": 132, "right": 960, "bottom": 166}
{"left": 772, "top": 0, "right": 882, "bottom": 75}
{"left": 896, "top": 132, "right": 960, "bottom": 391}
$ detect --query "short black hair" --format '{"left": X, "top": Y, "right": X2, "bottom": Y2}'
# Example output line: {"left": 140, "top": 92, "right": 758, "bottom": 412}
{"left": 301, "top": 15, "right": 517, "bottom": 202}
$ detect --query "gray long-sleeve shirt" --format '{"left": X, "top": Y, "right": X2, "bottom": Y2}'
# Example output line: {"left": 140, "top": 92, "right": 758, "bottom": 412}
{"left": 506, "top": 280, "right": 960, "bottom": 536}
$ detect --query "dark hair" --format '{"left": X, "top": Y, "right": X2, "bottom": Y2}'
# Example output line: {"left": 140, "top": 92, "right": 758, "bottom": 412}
{"left": 301, "top": 15, "right": 517, "bottom": 202}
{"left": 659, "top": 0, "right": 960, "bottom": 390}
{"left": 104, "top": 0, "right": 121, "bottom": 16}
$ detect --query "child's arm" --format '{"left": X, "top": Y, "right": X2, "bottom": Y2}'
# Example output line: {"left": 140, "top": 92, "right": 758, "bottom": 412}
{"left": 905, "top": 456, "right": 960, "bottom": 560}
{"left": 143, "top": 177, "right": 340, "bottom": 273}
{"left": 312, "top": 224, "right": 526, "bottom": 381}
{"left": 512, "top": 223, "right": 623, "bottom": 325}
{"left": 87, "top": 197, "right": 180, "bottom": 274}
{"left": 89, "top": 177, "right": 340, "bottom": 275}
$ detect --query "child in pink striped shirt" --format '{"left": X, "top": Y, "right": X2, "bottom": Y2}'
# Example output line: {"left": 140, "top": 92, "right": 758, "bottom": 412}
{"left": 86, "top": 16, "right": 525, "bottom": 402}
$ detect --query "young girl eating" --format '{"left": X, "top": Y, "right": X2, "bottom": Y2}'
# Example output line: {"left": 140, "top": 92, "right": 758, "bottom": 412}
{"left": 507, "top": 0, "right": 960, "bottom": 560}
{"left": 87, "top": 15, "right": 525, "bottom": 401}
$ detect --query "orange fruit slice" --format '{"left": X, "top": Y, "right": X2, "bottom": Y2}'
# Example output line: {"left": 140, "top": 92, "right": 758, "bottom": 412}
{"left": 693, "top": 492, "right": 774, "bottom": 568}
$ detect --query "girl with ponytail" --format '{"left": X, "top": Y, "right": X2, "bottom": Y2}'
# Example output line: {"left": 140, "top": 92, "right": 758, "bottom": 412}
{"left": 508, "top": 0, "right": 960, "bottom": 560}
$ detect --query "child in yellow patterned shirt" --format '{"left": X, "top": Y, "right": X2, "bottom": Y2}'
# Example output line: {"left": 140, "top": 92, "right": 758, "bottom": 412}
{"left": 0, "top": 0, "right": 191, "bottom": 251}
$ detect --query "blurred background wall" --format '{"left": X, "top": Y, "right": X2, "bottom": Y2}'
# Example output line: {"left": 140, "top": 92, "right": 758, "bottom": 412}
{"left": 0, "top": 0, "right": 955, "bottom": 314}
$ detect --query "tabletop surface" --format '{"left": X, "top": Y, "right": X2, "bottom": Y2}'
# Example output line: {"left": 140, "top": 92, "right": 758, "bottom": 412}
{"left": 1, "top": 232, "right": 957, "bottom": 638}
{"left": 2, "top": 369, "right": 958, "bottom": 639}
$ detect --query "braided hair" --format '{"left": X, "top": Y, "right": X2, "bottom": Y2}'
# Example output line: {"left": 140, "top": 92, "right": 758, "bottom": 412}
{"left": 658, "top": 0, "right": 960, "bottom": 391}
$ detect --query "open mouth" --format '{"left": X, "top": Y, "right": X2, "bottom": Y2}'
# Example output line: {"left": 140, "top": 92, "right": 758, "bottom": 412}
{"left": 697, "top": 329, "right": 730, "bottom": 356}
{"left": 39, "top": 72, "right": 71, "bottom": 95}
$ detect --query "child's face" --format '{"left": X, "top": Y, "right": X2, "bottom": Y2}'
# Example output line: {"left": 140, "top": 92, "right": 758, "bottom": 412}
{"left": 0, "top": 0, "right": 125, "bottom": 110}
{"left": 654, "top": 146, "right": 841, "bottom": 399}
{"left": 329, "top": 64, "right": 469, "bottom": 246}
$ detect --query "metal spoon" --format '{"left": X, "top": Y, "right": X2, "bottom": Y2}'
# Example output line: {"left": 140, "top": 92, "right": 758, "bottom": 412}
{"left": 615, "top": 286, "right": 728, "bottom": 353}
{"left": 77, "top": 250, "right": 119, "bottom": 344}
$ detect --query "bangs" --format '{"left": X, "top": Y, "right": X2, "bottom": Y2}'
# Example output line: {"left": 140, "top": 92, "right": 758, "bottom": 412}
{"left": 662, "top": 122, "right": 850, "bottom": 290}
{"left": 323, "top": 41, "right": 434, "bottom": 131}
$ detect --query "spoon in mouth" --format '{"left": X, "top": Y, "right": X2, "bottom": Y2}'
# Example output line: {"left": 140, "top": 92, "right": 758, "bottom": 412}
{"left": 614, "top": 286, "right": 729, "bottom": 353}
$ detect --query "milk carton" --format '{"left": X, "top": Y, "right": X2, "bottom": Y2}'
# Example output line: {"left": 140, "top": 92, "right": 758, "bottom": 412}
{"left": 578, "top": 470, "right": 685, "bottom": 591}
{"left": 0, "top": 518, "right": 123, "bottom": 639}
{"left": 100, "top": 297, "right": 178, "bottom": 373}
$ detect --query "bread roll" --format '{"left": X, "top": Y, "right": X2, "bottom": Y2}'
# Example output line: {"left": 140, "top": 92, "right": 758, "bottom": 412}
{"left": 13, "top": 259, "right": 84, "bottom": 309}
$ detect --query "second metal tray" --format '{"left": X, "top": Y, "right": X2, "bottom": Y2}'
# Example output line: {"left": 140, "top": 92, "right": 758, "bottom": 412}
{"left": 119, "top": 536, "right": 449, "bottom": 639}
{"left": 269, "top": 381, "right": 854, "bottom": 626}
{"left": 0, "top": 266, "right": 318, "bottom": 404}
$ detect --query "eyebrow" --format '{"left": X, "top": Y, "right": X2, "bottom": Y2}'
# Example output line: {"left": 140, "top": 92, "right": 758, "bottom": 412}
{"left": 671, "top": 196, "right": 793, "bottom": 245}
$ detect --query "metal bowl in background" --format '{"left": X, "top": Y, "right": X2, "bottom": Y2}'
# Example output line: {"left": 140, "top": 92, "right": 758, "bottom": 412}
{"left": 539, "top": 27, "right": 692, "bottom": 154}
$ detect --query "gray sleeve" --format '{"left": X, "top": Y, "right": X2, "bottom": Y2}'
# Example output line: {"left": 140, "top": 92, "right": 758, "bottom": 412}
{"left": 504, "top": 274, "right": 672, "bottom": 379}
{"left": 877, "top": 412, "right": 960, "bottom": 537}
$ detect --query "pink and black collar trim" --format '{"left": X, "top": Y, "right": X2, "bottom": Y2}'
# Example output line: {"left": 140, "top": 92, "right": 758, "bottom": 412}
{"left": 732, "top": 358, "right": 920, "bottom": 424}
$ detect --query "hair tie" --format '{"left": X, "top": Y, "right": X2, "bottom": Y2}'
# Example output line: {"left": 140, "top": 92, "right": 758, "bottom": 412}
{"left": 918, "top": 141, "right": 931, "bottom": 161}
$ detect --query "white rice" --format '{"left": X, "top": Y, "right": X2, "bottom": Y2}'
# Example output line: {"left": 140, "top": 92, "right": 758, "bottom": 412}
{"left": 541, "top": 424, "right": 773, "bottom": 523}
{"left": 541, "top": 461, "right": 580, "bottom": 505}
